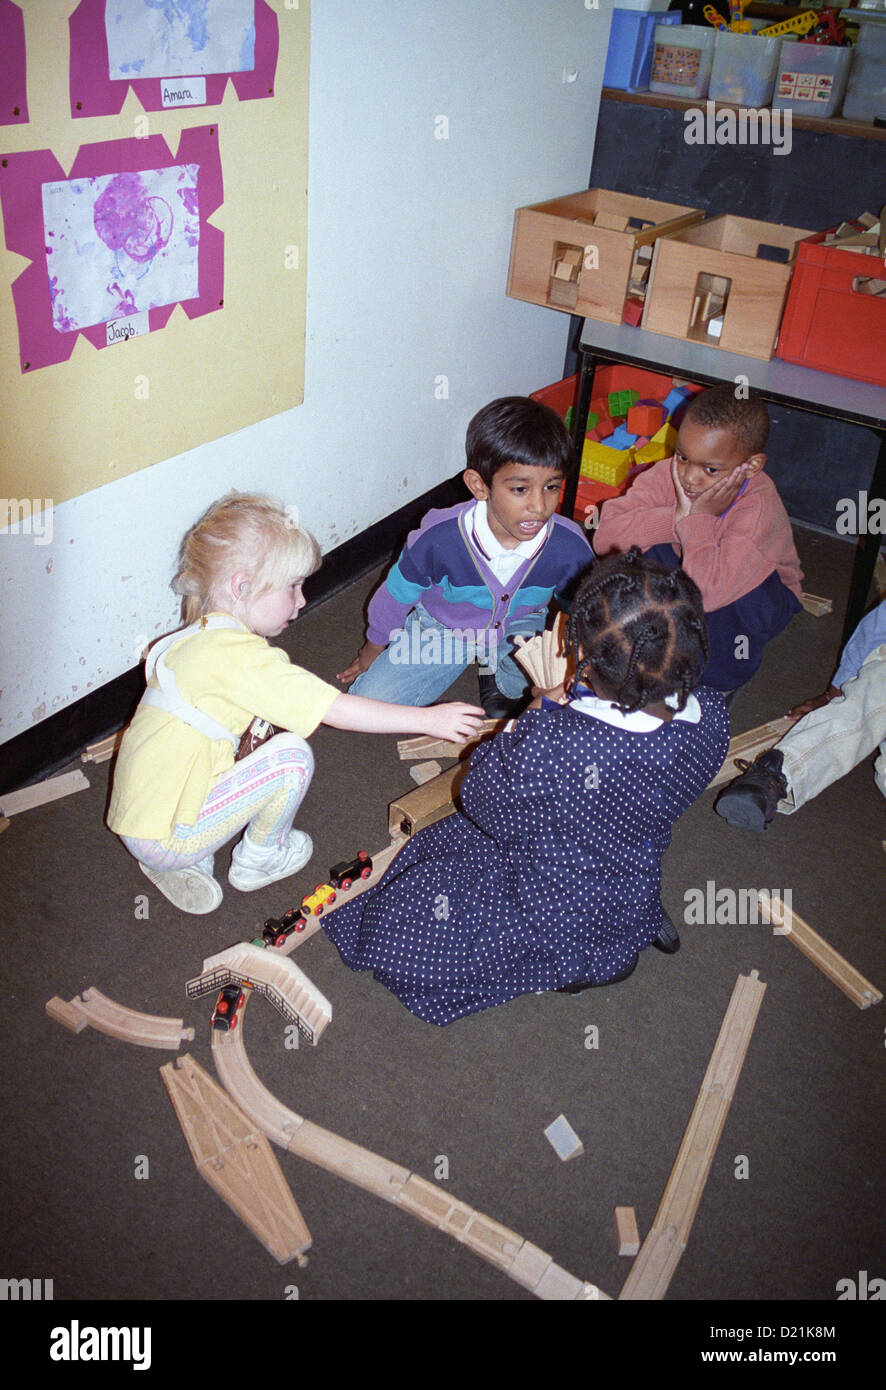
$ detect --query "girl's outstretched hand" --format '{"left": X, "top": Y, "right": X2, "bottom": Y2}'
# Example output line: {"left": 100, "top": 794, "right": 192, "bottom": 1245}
{"left": 422, "top": 702, "right": 487, "bottom": 744}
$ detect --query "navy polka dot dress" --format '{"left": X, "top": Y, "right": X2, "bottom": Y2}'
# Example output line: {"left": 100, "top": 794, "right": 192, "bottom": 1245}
{"left": 324, "top": 686, "right": 730, "bottom": 1025}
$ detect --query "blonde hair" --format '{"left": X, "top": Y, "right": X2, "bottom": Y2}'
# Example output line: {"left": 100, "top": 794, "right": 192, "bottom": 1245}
{"left": 172, "top": 492, "right": 321, "bottom": 626}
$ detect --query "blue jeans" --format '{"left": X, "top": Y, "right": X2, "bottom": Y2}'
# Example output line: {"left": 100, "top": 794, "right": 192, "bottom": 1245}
{"left": 349, "top": 602, "right": 545, "bottom": 705}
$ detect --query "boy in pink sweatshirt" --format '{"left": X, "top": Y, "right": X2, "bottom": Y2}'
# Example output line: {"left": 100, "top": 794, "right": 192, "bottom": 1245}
{"left": 593, "top": 385, "right": 803, "bottom": 691}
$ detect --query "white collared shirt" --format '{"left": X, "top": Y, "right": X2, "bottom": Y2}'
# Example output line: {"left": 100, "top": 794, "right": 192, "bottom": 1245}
{"left": 468, "top": 500, "right": 549, "bottom": 585}
{"left": 568, "top": 689, "right": 702, "bottom": 731}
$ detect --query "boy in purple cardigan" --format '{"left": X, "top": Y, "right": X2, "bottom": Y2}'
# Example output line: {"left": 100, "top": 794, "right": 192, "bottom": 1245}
{"left": 337, "top": 397, "right": 593, "bottom": 716}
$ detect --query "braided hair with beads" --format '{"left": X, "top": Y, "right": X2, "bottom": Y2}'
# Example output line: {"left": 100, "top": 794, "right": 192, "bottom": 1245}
{"left": 566, "top": 547, "right": 709, "bottom": 714}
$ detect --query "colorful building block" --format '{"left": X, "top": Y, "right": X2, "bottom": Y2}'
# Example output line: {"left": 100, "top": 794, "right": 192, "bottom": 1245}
{"left": 651, "top": 421, "right": 678, "bottom": 453}
{"left": 663, "top": 385, "right": 694, "bottom": 415}
{"left": 607, "top": 423, "right": 639, "bottom": 451}
{"left": 633, "top": 440, "right": 668, "bottom": 467}
{"left": 607, "top": 389, "right": 640, "bottom": 419}
{"left": 581, "top": 440, "right": 632, "bottom": 487}
{"left": 628, "top": 403, "right": 666, "bottom": 435}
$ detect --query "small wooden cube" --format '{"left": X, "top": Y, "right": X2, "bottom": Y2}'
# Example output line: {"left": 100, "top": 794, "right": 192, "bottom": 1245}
{"left": 614, "top": 1205, "right": 640, "bottom": 1256}
{"left": 544, "top": 1114, "right": 584, "bottom": 1161}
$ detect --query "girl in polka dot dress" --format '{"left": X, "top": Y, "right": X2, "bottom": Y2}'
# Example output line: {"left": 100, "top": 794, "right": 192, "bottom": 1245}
{"left": 324, "top": 548, "right": 731, "bottom": 1025}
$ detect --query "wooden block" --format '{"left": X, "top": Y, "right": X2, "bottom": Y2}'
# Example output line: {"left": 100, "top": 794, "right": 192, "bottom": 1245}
{"left": 81, "top": 731, "right": 124, "bottom": 764}
{"left": 620, "top": 971, "right": 766, "bottom": 1301}
{"left": 614, "top": 1206, "right": 640, "bottom": 1257}
{"left": 0, "top": 768, "right": 90, "bottom": 817}
{"left": 410, "top": 760, "right": 442, "bottom": 785}
{"left": 544, "top": 1114, "right": 584, "bottom": 1161}
{"left": 800, "top": 592, "right": 833, "bottom": 617}
{"left": 161, "top": 1054, "right": 311, "bottom": 1265}
{"left": 758, "top": 893, "right": 882, "bottom": 1010}
{"left": 593, "top": 210, "right": 630, "bottom": 233}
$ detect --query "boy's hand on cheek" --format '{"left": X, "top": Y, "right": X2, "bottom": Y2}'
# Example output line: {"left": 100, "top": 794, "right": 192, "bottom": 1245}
{"left": 688, "top": 465, "right": 749, "bottom": 518}
{"left": 671, "top": 458, "right": 692, "bottom": 521}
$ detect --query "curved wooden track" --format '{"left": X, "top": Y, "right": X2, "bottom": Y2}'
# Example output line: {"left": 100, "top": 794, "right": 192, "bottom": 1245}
{"left": 212, "top": 1014, "right": 609, "bottom": 1301}
{"left": 46, "top": 987, "right": 195, "bottom": 1050}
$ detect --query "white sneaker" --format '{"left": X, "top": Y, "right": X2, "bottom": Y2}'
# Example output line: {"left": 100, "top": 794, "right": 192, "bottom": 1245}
{"left": 228, "top": 829, "right": 313, "bottom": 892}
{"left": 139, "top": 860, "right": 223, "bottom": 914}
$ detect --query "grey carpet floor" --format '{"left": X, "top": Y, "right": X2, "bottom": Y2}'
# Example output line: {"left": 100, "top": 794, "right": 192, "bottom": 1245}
{"left": 1, "top": 526, "right": 883, "bottom": 1348}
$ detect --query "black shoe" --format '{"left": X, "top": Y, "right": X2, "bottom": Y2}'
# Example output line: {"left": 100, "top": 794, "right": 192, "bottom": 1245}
{"left": 653, "top": 910, "right": 680, "bottom": 954}
{"left": 715, "top": 748, "right": 788, "bottom": 832}
{"left": 477, "top": 673, "right": 528, "bottom": 720}
{"left": 556, "top": 953, "right": 638, "bottom": 994}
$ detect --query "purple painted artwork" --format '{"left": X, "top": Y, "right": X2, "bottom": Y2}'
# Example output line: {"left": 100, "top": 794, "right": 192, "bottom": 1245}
{"left": 69, "top": 0, "right": 278, "bottom": 117}
{"left": 0, "top": 127, "right": 223, "bottom": 371}
{"left": 0, "top": 0, "right": 29, "bottom": 126}
{"left": 43, "top": 165, "right": 199, "bottom": 332}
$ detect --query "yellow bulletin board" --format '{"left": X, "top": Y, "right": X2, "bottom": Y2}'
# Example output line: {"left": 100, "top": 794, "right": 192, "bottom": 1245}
{"left": 0, "top": 0, "right": 309, "bottom": 506}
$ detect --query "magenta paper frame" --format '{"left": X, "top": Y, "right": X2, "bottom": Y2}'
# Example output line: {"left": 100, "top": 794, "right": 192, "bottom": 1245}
{"left": 0, "top": 125, "right": 223, "bottom": 372}
{"left": 69, "top": 0, "right": 279, "bottom": 118}
{"left": 1, "top": 1, "right": 29, "bottom": 126}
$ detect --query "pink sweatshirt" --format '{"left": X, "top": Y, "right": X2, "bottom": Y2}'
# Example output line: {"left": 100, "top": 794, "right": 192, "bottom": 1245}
{"left": 593, "top": 456, "right": 804, "bottom": 613}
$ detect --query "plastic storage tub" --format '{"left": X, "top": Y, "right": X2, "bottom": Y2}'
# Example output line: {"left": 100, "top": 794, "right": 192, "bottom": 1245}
{"left": 649, "top": 25, "right": 716, "bottom": 100}
{"left": 603, "top": 9, "right": 681, "bottom": 92}
{"left": 777, "top": 231, "right": 886, "bottom": 387}
{"left": 708, "top": 30, "right": 784, "bottom": 108}
{"left": 772, "top": 40, "right": 854, "bottom": 117}
{"left": 842, "top": 13, "right": 886, "bottom": 121}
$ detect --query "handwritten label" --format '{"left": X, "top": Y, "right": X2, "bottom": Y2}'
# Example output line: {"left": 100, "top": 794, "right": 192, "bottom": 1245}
{"left": 161, "top": 77, "right": 207, "bottom": 108}
{"left": 106, "top": 312, "right": 149, "bottom": 347}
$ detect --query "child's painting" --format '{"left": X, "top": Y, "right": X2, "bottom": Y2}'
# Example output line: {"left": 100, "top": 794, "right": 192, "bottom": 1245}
{"left": 105, "top": 0, "right": 256, "bottom": 80}
{"left": 42, "top": 164, "right": 200, "bottom": 332}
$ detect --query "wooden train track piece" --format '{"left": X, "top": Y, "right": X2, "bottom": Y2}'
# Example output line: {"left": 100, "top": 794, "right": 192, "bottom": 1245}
{"left": 409, "top": 759, "right": 442, "bottom": 785}
{"left": 758, "top": 892, "right": 882, "bottom": 1010}
{"left": 799, "top": 592, "right": 833, "bottom": 618}
{"left": 396, "top": 717, "right": 505, "bottom": 761}
{"left": 514, "top": 613, "right": 568, "bottom": 690}
{"left": 389, "top": 762, "right": 468, "bottom": 838}
{"left": 619, "top": 970, "right": 766, "bottom": 1301}
{"left": 211, "top": 1017, "right": 609, "bottom": 1301}
{"left": 274, "top": 836, "right": 409, "bottom": 955}
{"left": 160, "top": 1053, "right": 311, "bottom": 1265}
{"left": 45, "top": 987, "right": 195, "bottom": 1050}
{"left": 81, "top": 731, "right": 125, "bottom": 764}
{"left": 707, "top": 716, "right": 795, "bottom": 791}
{"left": 0, "top": 768, "right": 90, "bottom": 817}
{"left": 186, "top": 942, "right": 332, "bottom": 1044}
{"left": 0, "top": 815, "right": 9, "bottom": 835}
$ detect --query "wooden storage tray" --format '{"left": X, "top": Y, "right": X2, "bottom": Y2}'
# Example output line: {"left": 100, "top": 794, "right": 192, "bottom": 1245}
{"left": 507, "top": 188, "right": 704, "bottom": 325}
{"left": 641, "top": 214, "right": 814, "bottom": 360}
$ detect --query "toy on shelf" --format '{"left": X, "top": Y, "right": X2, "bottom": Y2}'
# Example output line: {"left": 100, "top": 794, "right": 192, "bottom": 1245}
{"left": 581, "top": 441, "right": 632, "bottom": 488}
{"left": 799, "top": 8, "right": 846, "bottom": 46}
{"left": 608, "top": 388, "right": 639, "bottom": 419}
{"left": 758, "top": 10, "right": 818, "bottom": 40}
{"left": 703, "top": 5, "right": 728, "bottom": 30}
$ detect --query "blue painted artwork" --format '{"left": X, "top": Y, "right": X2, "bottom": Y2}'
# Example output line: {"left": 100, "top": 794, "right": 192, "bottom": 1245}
{"left": 105, "top": 0, "right": 256, "bottom": 80}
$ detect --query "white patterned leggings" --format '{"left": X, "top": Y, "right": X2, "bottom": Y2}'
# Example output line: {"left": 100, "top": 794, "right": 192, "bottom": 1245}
{"left": 122, "top": 734, "right": 314, "bottom": 870}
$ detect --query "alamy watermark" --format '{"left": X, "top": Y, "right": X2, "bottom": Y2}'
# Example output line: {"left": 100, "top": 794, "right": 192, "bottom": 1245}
{"left": 389, "top": 625, "right": 499, "bottom": 668}
{"left": 684, "top": 101, "right": 792, "bottom": 157}
{"left": 684, "top": 882, "right": 793, "bottom": 928}
{"left": 1, "top": 497, "right": 53, "bottom": 545}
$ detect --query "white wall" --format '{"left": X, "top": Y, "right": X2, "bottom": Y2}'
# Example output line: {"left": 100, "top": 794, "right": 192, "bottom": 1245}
{"left": 0, "top": 0, "right": 613, "bottom": 743}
